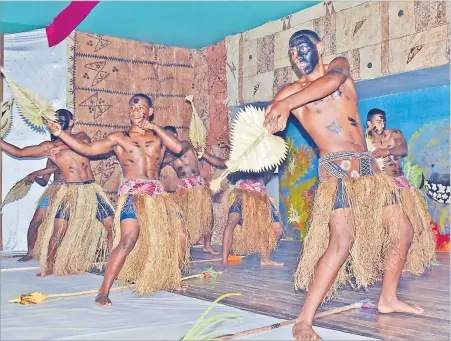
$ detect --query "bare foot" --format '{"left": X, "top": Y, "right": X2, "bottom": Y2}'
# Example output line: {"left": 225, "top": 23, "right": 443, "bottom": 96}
{"left": 36, "top": 269, "right": 53, "bottom": 277}
{"left": 378, "top": 297, "right": 424, "bottom": 315}
{"left": 174, "top": 282, "right": 189, "bottom": 292}
{"left": 95, "top": 292, "right": 112, "bottom": 306}
{"left": 216, "top": 262, "right": 228, "bottom": 272}
{"left": 292, "top": 320, "right": 322, "bottom": 340}
{"left": 17, "top": 255, "right": 33, "bottom": 263}
{"left": 260, "top": 259, "right": 284, "bottom": 267}
{"left": 203, "top": 246, "right": 219, "bottom": 255}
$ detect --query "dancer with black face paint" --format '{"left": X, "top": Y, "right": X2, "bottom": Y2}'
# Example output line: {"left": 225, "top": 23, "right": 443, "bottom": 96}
{"left": 264, "top": 30, "right": 435, "bottom": 340}
{"left": 1, "top": 109, "right": 115, "bottom": 277}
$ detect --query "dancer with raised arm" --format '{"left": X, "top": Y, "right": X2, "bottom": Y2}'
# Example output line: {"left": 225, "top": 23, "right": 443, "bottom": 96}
{"left": 265, "top": 30, "right": 435, "bottom": 340}
{"left": 162, "top": 126, "right": 227, "bottom": 255}
{"left": 46, "top": 94, "right": 189, "bottom": 306}
{"left": 1, "top": 109, "right": 114, "bottom": 276}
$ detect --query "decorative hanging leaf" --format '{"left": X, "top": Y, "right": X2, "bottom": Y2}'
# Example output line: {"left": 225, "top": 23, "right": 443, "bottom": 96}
{"left": 186, "top": 95, "right": 207, "bottom": 158}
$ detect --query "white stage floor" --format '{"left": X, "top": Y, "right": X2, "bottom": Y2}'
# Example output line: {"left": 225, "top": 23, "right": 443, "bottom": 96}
{"left": 1, "top": 258, "right": 377, "bottom": 340}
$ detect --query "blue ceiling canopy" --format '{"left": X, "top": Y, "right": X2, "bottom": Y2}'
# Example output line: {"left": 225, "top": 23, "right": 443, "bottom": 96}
{"left": 0, "top": 1, "right": 319, "bottom": 49}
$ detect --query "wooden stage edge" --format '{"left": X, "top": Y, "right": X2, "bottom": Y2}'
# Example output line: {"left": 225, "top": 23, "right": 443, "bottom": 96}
{"left": 182, "top": 240, "right": 450, "bottom": 341}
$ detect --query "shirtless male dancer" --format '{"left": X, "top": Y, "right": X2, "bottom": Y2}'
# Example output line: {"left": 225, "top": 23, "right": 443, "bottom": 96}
{"left": 46, "top": 94, "right": 189, "bottom": 306}
{"left": 1, "top": 109, "right": 114, "bottom": 276}
{"left": 366, "top": 108, "right": 435, "bottom": 264}
{"left": 264, "top": 30, "right": 434, "bottom": 340}
{"left": 221, "top": 171, "right": 284, "bottom": 269}
{"left": 17, "top": 159, "right": 62, "bottom": 262}
{"left": 162, "top": 125, "right": 227, "bottom": 255}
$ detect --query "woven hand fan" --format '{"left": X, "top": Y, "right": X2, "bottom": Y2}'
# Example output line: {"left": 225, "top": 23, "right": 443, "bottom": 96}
{"left": 186, "top": 95, "right": 207, "bottom": 158}
{"left": 210, "top": 105, "right": 288, "bottom": 192}
{"left": 0, "top": 68, "right": 56, "bottom": 132}
{"left": 0, "top": 176, "right": 33, "bottom": 212}
{"left": 1, "top": 98, "right": 14, "bottom": 138}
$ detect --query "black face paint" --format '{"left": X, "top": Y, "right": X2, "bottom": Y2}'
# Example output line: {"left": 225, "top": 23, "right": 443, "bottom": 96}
{"left": 289, "top": 35, "right": 319, "bottom": 75}
{"left": 57, "top": 113, "right": 71, "bottom": 131}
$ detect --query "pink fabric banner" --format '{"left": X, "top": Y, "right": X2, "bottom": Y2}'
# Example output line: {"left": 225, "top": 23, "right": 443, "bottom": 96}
{"left": 46, "top": 1, "right": 99, "bottom": 47}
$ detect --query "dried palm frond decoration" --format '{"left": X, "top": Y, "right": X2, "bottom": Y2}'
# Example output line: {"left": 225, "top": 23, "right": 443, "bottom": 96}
{"left": 181, "top": 293, "right": 242, "bottom": 340}
{"left": 186, "top": 95, "right": 207, "bottom": 158}
{"left": 210, "top": 105, "right": 288, "bottom": 192}
{"left": 0, "top": 176, "right": 33, "bottom": 212}
{"left": 0, "top": 67, "right": 57, "bottom": 132}
{"left": 1, "top": 98, "right": 14, "bottom": 138}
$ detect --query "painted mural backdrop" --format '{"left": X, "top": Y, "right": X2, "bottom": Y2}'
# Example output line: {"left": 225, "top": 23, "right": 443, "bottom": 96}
{"left": 280, "top": 85, "right": 450, "bottom": 251}
{"left": 279, "top": 117, "right": 318, "bottom": 240}
{"left": 358, "top": 85, "right": 450, "bottom": 251}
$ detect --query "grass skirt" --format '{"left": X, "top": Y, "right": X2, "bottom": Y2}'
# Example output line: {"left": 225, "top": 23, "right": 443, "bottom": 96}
{"left": 177, "top": 181, "right": 212, "bottom": 245}
{"left": 114, "top": 194, "right": 189, "bottom": 295}
{"left": 395, "top": 176, "right": 436, "bottom": 273}
{"left": 34, "top": 181, "right": 112, "bottom": 276}
{"left": 228, "top": 189, "right": 279, "bottom": 258}
{"left": 294, "top": 152, "right": 435, "bottom": 300}
{"left": 36, "top": 181, "right": 62, "bottom": 207}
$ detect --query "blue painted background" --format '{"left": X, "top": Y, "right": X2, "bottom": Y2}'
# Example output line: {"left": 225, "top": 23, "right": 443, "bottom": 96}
{"left": 280, "top": 84, "right": 450, "bottom": 240}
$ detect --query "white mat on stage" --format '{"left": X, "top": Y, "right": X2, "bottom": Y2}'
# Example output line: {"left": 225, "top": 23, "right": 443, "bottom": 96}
{"left": 1, "top": 258, "right": 377, "bottom": 340}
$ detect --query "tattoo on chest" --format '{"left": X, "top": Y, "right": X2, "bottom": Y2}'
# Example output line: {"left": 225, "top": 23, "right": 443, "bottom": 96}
{"left": 326, "top": 122, "right": 342, "bottom": 134}
{"left": 347, "top": 117, "right": 358, "bottom": 127}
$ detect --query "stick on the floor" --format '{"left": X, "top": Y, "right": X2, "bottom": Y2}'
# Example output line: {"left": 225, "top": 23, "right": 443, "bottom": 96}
{"left": 214, "top": 299, "right": 376, "bottom": 340}
{"left": 2, "top": 256, "right": 244, "bottom": 271}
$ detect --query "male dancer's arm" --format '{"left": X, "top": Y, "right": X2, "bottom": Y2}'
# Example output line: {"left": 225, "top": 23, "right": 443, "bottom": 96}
{"left": 26, "top": 160, "right": 59, "bottom": 186}
{"left": 139, "top": 121, "right": 182, "bottom": 153}
{"left": 45, "top": 121, "right": 118, "bottom": 156}
{"left": 373, "top": 130, "right": 408, "bottom": 159}
{"left": 202, "top": 151, "right": 227, "bottom": 169}
{"left": 264, "top": 57, "right": 351, "bottom": 133}
{"left": 0, "top": 140, "right": 53, "bottom": 158}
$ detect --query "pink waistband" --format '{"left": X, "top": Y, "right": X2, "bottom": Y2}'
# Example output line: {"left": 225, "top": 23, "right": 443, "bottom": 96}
{"left": 118, "top": 178, "right": 165, "bottom": 196}
{"left": 235, "top": 179, "right": 267, "bottom": 194}
{"left": 393, "top": 175, "right": 412, "bottom": 189}
{"left": 177, "top": 175, "right": 205, "bottom": 189}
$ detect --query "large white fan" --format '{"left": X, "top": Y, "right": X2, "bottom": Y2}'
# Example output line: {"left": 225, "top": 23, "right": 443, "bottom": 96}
{"left": 210, "top": 105, "right": 288, "bottom": 191}
{"left": 186, "top": 95, "right": 207, "bottom": 159}
{"left": 1, "top": 68, "right": 56, "bottom": 132}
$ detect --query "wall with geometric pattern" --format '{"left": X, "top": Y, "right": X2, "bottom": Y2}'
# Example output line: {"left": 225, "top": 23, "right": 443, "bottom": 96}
{"left": 225, "top": 1, "right": 450, "bottom": 105}
{"left": 66, "top": 31, "right": 229, "bottom": 243}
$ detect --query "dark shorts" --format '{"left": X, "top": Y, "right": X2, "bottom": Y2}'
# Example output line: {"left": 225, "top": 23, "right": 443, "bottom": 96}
{"left": 228, "top": 196, "right": 281, "bottom": 225}
{"left": 119, "top": 194, "right": 184, "bottom": 222}
{"left": 120, "top": 195, "right": 137, "bottom": 221}
{"left": 55, "top": 181, "right": 114, "bottom": 222}
{"left": 332, "top": 178, "right": 398, "bottom": 210}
